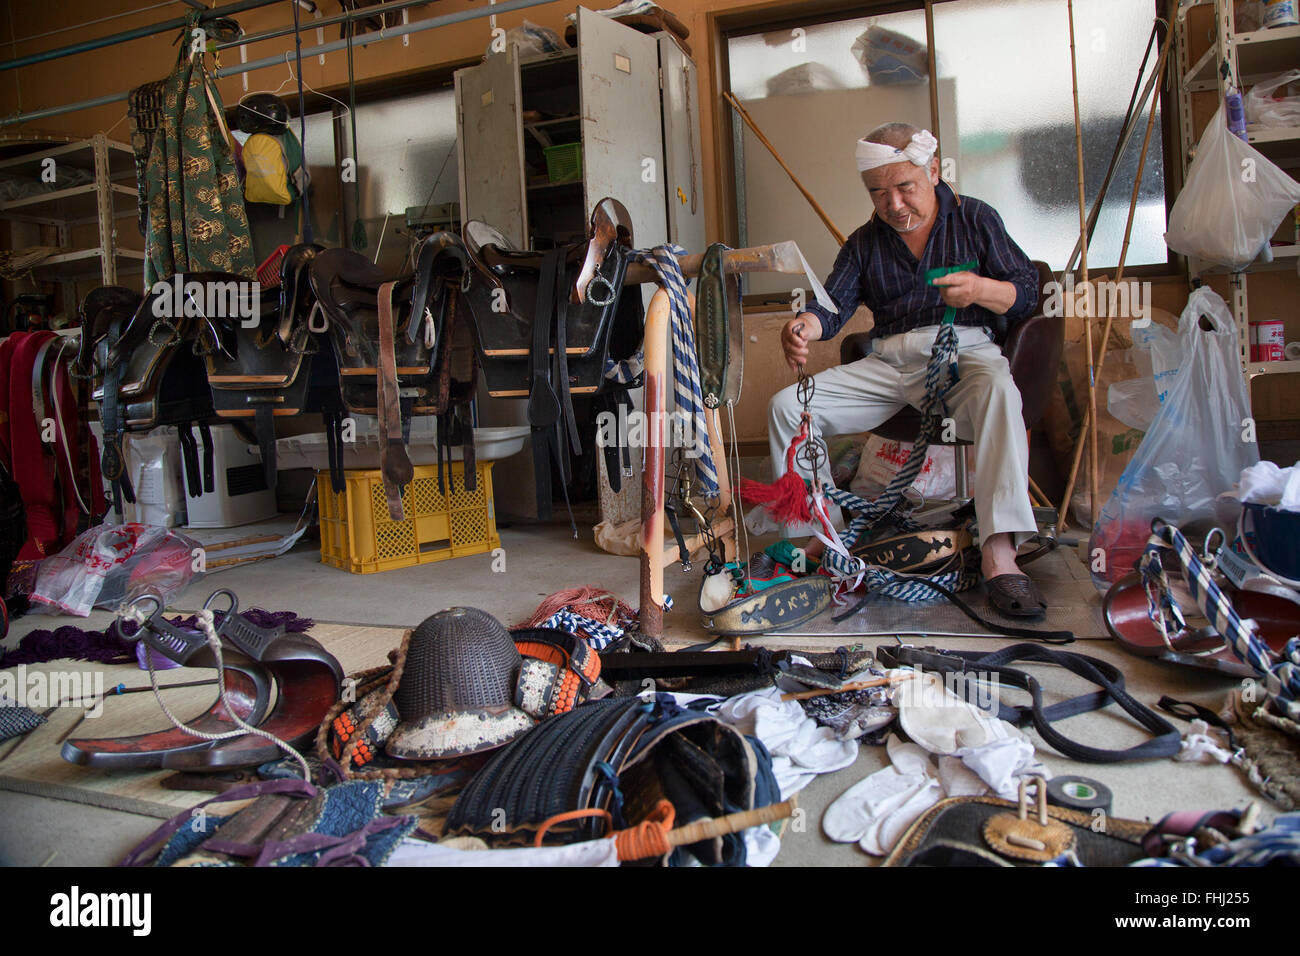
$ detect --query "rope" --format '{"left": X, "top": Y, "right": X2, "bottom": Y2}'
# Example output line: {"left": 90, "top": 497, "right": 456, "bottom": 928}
{"left": 1141, "top": 520, "right": 1300, "bottom": 720}
{"left": 531, "top": 799, "right": 677, "bottom": 861}
{"left": 124, "top": 605, "right": 312, "bottom": 780}
{"left": 817, "top": 319, "right": 963, "bottom": 593}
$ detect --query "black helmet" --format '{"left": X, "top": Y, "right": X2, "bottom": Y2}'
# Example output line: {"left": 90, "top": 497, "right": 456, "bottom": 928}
{"left": 237, "top": 93, "right": 289, "bottom": 134}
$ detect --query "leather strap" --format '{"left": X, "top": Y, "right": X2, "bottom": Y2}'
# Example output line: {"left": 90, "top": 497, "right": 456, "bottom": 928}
{"left": 553, "top": 252, "right": 581, "bottom": 456}
{"left": 696, "top": 242, "right": 737, "bottom": 409}
{"left": 177, "top": 423, "right": 201, "bottom": 498}
{"left": 878, "top": 643, "right": 1182, "bottom": 763}
{"left": 527, "top": 250, "right": 563, "bottom": 521}
{"left": 99, "top": 316, "right": 135, "bottom": 505}
{"left": 252, "top": 404, "right": 277, "bottom": 491}
{"left": 198, "top": 421, "right": 215, "bottom": 494}
{"left": 376, "top": 280, "right": 413, "bottom": 521}
{"left": 323, "top": 406, "right": 345, "bottom": 494}
{"left": 664, "top": 499, "right": 691, "bottom": 569}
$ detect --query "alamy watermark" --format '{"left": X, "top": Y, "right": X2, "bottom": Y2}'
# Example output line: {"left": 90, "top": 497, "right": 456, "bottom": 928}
{"left": 1040, "top": 275, "right": 1152, "bottom": 323}
{"left": 149, "top": 273, "right": 262, "bottom": 327}
{"left": 1, "top": 666, "right": 106, "bottom": 718}
{"left": 595, "top": 406, "right": 709, "bottom": 458}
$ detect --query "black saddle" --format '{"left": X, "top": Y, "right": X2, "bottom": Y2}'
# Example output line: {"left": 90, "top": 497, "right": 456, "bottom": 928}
{"left": 199, "top": 245, "right": 323, "bottom": 492}
{"left": 459, "top": 197, "right": 644, "bottom": 521}
{"left": 308, "top": 232, "right": 478, "bottom": 519}
{"left": 80, "top": 281, "right": 220, "bottom": 515}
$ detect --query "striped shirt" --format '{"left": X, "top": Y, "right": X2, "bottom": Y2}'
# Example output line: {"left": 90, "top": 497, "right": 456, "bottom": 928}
{"left": 806, "top": 180, "right": 1040, "bottom": 342}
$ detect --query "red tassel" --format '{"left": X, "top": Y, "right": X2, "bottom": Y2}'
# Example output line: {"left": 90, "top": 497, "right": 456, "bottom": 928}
{"left": 739, "top": 427, "right": 812, "bottom": 525}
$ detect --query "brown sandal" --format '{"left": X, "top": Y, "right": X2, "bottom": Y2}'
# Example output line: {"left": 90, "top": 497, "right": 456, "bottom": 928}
{"left": 984, "top": 574, "right": 1047, "bottom": 620}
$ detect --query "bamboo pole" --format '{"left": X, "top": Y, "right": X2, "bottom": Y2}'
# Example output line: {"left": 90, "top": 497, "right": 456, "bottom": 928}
{"left": 665, "top": 796, "right": 799, "bottom": 848}
{"left": 723, "top": 91, "right": 847, "bottom": 245}
{"left": 1066, "top": 0, "right": 1100, "bottom": 533}
{"left": 1057, "top": 2, "right": 1177, "bottom": 533}
{"left": 924, "top": 0, "right": 942, "bottom": 156}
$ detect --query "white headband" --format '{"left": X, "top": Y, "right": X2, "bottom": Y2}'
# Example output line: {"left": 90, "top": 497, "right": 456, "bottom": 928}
{"left": 855, "top": 129, "right": 939, "bottom": 172}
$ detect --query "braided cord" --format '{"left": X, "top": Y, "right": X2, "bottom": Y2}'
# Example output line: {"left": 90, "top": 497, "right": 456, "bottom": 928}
{"left": 1141, "top": 520, "right": 1300, "bottom": 720}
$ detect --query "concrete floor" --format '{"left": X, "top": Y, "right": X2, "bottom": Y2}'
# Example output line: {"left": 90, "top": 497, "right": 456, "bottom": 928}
{"left": 0, "top": 505, "right": 1272, "bottom": 867}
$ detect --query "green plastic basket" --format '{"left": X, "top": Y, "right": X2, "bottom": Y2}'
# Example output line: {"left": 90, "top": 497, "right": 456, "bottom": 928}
{"left": 544, "top": 143, "right": 583, "bottom": 184}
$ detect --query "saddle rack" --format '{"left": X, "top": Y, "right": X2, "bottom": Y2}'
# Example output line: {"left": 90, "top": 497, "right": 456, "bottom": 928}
{"left": 629, "top": 242, "right": 819, "bottom": 647}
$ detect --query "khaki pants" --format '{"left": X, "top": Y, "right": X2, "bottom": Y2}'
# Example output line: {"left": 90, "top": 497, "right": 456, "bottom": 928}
{"left": 767, "top": 325, "right": 1036, "bottom": 547}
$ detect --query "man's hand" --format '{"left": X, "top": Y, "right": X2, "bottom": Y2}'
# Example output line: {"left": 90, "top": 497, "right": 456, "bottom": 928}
{"left": 930, "top": 271, "right": 985, "bottom": 309}
{"left": 781, "top": 313, "right": 822, "bottom": 372}
{"left": 930, "top": 271, "right": 1018, "bottom": 315}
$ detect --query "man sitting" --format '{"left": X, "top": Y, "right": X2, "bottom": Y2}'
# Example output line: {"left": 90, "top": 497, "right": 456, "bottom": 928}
{"left": 769, "top": 121, "right": 1046, "bottom": 618}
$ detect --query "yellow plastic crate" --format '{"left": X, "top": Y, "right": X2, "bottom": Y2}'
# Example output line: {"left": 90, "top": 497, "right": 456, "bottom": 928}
{"left": 317, "top": 460, "right": 499, "bottom": 574}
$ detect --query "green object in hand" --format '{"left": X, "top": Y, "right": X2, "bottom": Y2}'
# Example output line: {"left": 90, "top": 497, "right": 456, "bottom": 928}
{"left": 924, "top": 259, "right": 979, "bottom": 325}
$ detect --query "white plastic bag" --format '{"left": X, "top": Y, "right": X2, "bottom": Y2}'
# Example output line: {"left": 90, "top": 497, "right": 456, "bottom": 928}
{"left": 1245, "top": 70, "right": 1300, "bottom": 128}
{"left": 32, "top": 524, "right": 201, "bottom": 617}
{"left": 1089, "top": 288, "right": 1259, "bottom": 586}
{"left": 1165, "top": 107, "right": 1300, "bottom": 270}
{"left": 851, "top": 436, "right": 962, "bottom": 501}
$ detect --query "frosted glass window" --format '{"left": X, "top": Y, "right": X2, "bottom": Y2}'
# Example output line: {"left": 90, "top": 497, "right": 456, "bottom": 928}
{"left": 727, "top": 0, "right": 1167, "bottom": 277}
{"left": 931, "top": 0, "right": 1166, "bottom": 270}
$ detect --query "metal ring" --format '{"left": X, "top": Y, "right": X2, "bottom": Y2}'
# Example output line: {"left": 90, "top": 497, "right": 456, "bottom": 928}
{"left": 796, "top": 436, "right": 827, "bottom": 473}
{"left": 795, "top": 374, "right": 816, "bottom": 407}
{"left": 148, "top": 319, "right": 179, "bottom": 347}
{"left": 460, "top": 269, "right": 473, "bottom": 294}
{"left": 202, "top": 588, "right": 239, "bottom": 618}
{"left": 587, "top": 274, "right": 616, "bottom": 308}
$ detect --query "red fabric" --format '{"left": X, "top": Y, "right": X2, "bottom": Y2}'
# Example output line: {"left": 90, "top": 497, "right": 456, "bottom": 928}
{"left": 3, "top": 331, "right": 100, "bottom": 559}
{"left": 739, "top": 422, "right": 813, "bottom": 526}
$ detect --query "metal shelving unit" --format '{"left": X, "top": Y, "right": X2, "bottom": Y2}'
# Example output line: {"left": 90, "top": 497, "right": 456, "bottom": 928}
{"left": 1174, "top": 0, "right": 1300, "bottom": 383}
{"left": 0, "top": 133, "right": 143, "bottom": 292}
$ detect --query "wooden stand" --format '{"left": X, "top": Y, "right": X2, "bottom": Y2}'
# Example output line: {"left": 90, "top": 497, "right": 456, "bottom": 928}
{"left": 633, "top": 244, "right": 810, "bottom": 641}
{"left": 638, "top": 290, "right": 738, "bottom": 640}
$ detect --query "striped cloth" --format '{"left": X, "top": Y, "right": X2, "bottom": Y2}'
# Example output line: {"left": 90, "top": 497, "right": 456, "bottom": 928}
{"left": 606, "top": 245, "right": 719, "bottom": 498}
{"left": 1133, "top": 812, "right": 1300, "bottom": 867}
{"left": 538, "top": 609, "right": 625, "bottom": 651}
{"left": 537, "top": 596, "right": 674, "bottom": 652}
{"left": 1141, "top": 520, "right": 1300, "bottom": 720}
{"left": 817, "top": 320, "right": 966, "bottom": 601}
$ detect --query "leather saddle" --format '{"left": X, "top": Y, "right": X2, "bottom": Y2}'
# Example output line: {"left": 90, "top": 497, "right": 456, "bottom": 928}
{"left": 62, "top": 588, "right": 343, "bottom": 772}
{"left": 459, "top": 197, "right": 644, "bottom": 519}
{"left": 79, "top": 281, "right": 219, "bottom": 514}
{"left": 308, "top": 232, "right": 478, "bottom": 520}
{"left": 200, "top": 244, "right": 323, "bottom": 492}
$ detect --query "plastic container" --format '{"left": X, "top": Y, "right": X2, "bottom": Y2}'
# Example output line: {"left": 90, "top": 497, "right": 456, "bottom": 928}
{"left": 1242, "top": 502, "right": 1300, "bottom": 581}
{"left": 1263, "top": 0, "right": 1299, "bottom": 29}
{"left": 544, "top": 143, "right": 583, "bottom": 184}
{"left": 1225, "top": 91, "right": 1249, "bottom": 140}
{"left": 317, "top": 460, "right": 499, "bottom": 574}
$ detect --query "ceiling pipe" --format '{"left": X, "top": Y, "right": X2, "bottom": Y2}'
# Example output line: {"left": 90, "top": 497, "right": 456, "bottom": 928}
{"left": 0, "top": 0, "right": 559, "bottom": 128}
{"left": 0, "top": 0, "right": 283, "bottom": 74}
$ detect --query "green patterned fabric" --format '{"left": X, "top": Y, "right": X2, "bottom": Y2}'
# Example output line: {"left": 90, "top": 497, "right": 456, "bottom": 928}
{"left": 144, "top": 22, "right": 255, "bottom": 285}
